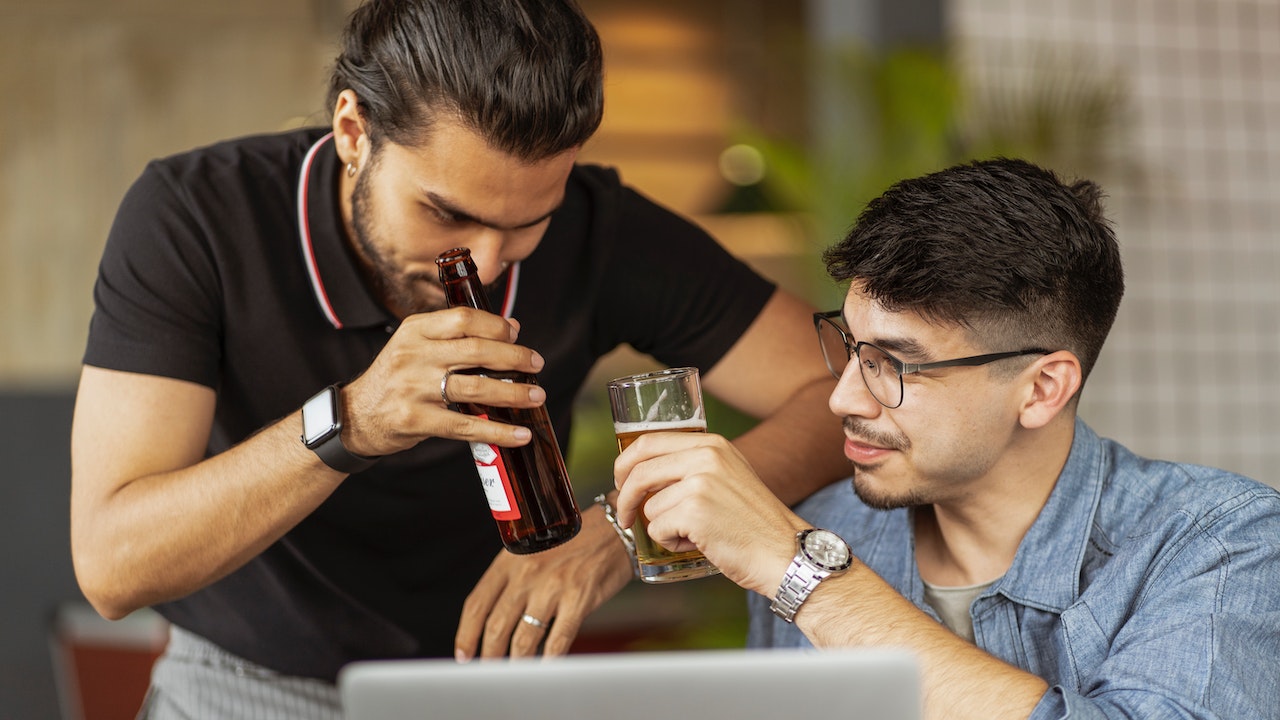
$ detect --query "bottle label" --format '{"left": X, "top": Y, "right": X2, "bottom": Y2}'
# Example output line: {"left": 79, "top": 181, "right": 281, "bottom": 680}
{"left": 468, "top": 431, "right": 521, "bottom": 521}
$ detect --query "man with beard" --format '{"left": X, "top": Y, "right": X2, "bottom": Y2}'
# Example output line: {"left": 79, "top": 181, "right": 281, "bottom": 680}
{"left": 614, "top": 158, "right": 1280, "bottom": 719}
{"left": 70, "top": 0, "right": 846, "bottom": 716}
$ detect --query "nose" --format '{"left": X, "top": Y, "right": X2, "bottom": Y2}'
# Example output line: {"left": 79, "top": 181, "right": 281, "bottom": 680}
{"left": 462, "top": 232, "right": 510, "bottom": 286}
{"left": 828, "top": 362, "right": 882, "bottom": 420}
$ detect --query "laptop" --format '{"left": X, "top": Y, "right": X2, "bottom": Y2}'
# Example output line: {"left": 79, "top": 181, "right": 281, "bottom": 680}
{"left": 339, "top": 647, "right": 921, "bottom": 720}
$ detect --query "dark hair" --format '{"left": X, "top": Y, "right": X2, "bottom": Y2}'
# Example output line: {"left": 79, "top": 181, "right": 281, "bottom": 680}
{"left": 327, "top": 0, "right": 604, "bottom": 161}
{"left": 823, "top": 158, "right": 1124, "bottom": 383}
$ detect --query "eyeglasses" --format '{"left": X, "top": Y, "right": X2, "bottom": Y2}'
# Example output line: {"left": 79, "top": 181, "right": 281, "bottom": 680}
{"left": 813, "top": 310, "right": 1053, "bottom": 409}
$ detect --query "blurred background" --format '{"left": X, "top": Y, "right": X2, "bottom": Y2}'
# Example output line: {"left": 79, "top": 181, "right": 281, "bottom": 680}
{"left": 2, "top": 0, "right": 1277, "bottom": 717}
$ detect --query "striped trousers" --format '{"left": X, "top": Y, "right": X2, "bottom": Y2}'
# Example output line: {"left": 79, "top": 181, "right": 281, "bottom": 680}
{"left": 137, "top": 626, "right": 343, "bottom": 720}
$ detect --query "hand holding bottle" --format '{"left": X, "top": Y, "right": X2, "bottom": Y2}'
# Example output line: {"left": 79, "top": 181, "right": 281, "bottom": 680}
{"left": 337, "top": 306, "right": 547, "bottom": 459}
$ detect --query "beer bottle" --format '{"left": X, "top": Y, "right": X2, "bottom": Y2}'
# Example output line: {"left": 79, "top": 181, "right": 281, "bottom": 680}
{"left": 434, "top": 247, "right": 581, "bottom": 554}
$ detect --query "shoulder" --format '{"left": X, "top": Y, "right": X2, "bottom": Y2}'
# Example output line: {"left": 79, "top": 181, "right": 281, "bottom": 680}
{"left": 567, "top": 162, "right": 621, "bottom": 191}
{"left": 546, "top": 162, "right": 771, "bottom": 285}
{"left": 563, "top": 162, "right": 705, "bottom": 235}
{"left": 1090, "top": 439, "right": 1280, "bottom": 587}
{"left": 111, "top": 129, "right": 323, "bottom": 250}
{"left": 142, "top": 127, "right": 325, "bottom": 190}
{"left": 113, "top": 128, "right": 329, "bottom": 245}
{"left": 158, "top": 127, "right": 327, "bottom": 166}
{"left": 1096, "top": 438, "right": 1280, "bottom": 539}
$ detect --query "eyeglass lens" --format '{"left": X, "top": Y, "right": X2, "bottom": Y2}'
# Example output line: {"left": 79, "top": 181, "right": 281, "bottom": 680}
{"left": 853, "top": 343, "right": 902, "bottom": 407}
{"left": 816, "top": 317, "right": 850, "bottom": 378}
{"left": 816, "top": 317, "right": 902, "bottom": 407}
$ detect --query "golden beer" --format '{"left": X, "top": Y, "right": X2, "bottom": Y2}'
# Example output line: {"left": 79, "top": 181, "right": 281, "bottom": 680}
{"left": 608, "top": 366, "right": 719, "bottom": 583}
{"left": 614, "top": 420, "right": 714, "bottom": 576}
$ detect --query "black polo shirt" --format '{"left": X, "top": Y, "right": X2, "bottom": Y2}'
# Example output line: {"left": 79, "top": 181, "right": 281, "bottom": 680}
{"left": 85, "top": 128, "right": 774, "bottom": 681}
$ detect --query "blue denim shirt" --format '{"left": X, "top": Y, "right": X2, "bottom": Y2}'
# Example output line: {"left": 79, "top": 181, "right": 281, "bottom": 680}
{"left": 747, "top": 419, "right": 1280, "bottom": 719}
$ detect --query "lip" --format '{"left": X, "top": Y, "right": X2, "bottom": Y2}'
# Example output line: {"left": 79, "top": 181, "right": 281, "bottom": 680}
{"left": 844, "top": 438, "right": 894, "bottom": 464}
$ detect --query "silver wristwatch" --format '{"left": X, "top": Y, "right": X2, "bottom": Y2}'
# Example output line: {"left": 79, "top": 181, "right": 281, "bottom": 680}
{"left": 770, "top": 528, "right": 853, "bottom": 623}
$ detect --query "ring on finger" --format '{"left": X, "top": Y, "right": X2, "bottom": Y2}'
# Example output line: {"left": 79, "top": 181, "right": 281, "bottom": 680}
{"left": 520, "top": 613, "right": 546, "bottom": 630}
{"left": 440, "top": 369, "right": 453, "bottom": 405}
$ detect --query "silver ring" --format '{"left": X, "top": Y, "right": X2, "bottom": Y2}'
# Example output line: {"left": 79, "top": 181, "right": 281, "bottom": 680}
{"left": 520, "top": 613, "right": 546, "bottom": 629}
{"left": 440, "top": 370, "right": 453, "bottom": 405}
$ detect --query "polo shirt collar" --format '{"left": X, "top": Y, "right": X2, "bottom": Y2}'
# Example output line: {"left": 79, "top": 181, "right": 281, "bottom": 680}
{"left": 296, "top": 132, "right": 395, "bottom": 330}
{"left": 993, "top": 417, "right": 1106, "bottom": 613}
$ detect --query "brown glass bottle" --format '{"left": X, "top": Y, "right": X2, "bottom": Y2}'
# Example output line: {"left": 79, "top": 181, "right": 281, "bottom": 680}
{"left": 434, "top": 247, "right": 581, "bottom": 554}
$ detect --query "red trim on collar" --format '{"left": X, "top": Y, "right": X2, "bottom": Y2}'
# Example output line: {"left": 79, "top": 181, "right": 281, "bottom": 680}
{"left": 501, "top": 261, "right": 520, "bottom": 318}
{"left": 297, "top": 132, "right": 343, "bottom": 329}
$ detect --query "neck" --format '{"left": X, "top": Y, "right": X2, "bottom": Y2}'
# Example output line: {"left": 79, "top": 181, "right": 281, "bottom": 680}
{"left": 914, "top": 417, "right": 1075, "bottom": 587}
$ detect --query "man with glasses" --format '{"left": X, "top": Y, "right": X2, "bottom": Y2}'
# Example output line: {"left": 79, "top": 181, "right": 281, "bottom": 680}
{"left": 615, "top": 158, "right": 1280, "bottom": 719}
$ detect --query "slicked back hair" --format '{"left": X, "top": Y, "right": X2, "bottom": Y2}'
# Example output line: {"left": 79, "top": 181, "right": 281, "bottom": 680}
{"left": 824, "top": 158, "right": 1124, "bottom": 384}
{"left": 327, "top": 0, "right": 603, "bottom": 162}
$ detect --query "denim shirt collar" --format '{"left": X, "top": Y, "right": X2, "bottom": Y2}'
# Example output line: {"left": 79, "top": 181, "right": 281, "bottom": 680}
{"left": 990, "top": 417, "right": 1106, "bottom": 613}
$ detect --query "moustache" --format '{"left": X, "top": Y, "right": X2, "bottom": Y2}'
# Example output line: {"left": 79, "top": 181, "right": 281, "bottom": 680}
{"left": 842, "top": 417, "right": 908, "bottom": 452}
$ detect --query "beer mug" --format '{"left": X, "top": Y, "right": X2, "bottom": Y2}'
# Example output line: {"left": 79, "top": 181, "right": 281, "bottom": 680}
{"left": 607, "top": 367, "right": 721, "bottom": 583}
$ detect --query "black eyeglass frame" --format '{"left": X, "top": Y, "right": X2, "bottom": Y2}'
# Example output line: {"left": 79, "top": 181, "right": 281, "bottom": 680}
{"left": 812, "top": 310, "right": 1054, "bottom": 409}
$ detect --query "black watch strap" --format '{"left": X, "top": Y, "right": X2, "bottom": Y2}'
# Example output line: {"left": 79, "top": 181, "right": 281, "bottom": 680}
{"left": 312, "top": 430, "right": 380, "bottom": 474}
{"left": 302, "top": 384, "right": 380, "bottom": 474}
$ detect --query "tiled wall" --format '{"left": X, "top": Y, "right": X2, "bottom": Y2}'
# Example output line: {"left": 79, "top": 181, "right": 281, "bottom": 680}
{"left": 952, "top": 0, "right": 1280, "bottom": 486}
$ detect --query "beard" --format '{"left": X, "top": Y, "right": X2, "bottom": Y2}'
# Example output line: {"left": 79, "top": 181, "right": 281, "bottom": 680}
{"left": 843, "top": 417, "right": 931, "bottom": 511}
{"left": 852, "top": 476, "right": 932, "bottom": 512}
{"left": 349, "top": 164, "right": 445, "bottom": 316}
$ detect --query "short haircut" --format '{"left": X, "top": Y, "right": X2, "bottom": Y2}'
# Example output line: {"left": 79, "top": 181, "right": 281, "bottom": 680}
{"left": 824, "top": 158, "right": 1124, "bottom": 383}
{"left": 327, "top": 0, "right": 604, "bottom": 161}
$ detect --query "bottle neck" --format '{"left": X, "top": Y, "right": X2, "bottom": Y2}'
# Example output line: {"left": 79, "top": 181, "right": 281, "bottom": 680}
{"left": 436, "top": 249, "right": 492, "bottom": 312}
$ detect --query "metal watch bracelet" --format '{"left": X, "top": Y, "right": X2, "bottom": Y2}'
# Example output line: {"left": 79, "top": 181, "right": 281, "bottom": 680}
{"left": 770, "top": 559, "right": 828, "bottom": 623}
{"left": 595, "top": 494, "right": 641, "bottom": 580}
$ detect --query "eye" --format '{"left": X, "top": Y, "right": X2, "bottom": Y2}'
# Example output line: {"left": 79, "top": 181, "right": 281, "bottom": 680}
{"left": 432, "top": 208, "right": 460, "bottom": 225}
{"left": 858, "top": 345, "right": 898, "bottom": 378}
{"left": 421, "top": 202, "right": 463, "bottom": 226}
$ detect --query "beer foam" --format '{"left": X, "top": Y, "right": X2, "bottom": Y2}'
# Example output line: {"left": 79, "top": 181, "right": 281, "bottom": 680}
{"left": 613, "top": 419, "right": 707, "bottom": 434}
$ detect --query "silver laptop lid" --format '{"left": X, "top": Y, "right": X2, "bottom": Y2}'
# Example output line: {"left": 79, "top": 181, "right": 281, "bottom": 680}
{"left": 340, "top": 648, "right": 921, "bottom": 720}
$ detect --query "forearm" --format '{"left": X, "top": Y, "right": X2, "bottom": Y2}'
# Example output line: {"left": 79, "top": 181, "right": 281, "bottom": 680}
{"left": 72, "top": 411, "right": 343, "bottom": 619}
{"left": 730, "top": 377, "right": 847, "bottom": 506}
{"left": 793, "top": 563, "right": 1047, "bottom": 720}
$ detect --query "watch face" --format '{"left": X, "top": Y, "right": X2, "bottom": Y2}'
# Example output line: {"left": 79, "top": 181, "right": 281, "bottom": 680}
{"left": 804, "top": 529, "right": 852, "bottom": 570}
{"left": 302, "top": 387, "right": 341, "bottom": 446}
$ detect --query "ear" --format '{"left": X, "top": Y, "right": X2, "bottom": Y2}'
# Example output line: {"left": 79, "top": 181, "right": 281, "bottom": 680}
{"left": 331, "top": 89, "right": 370, "bottom": 170}
{"left": 1017, "top": 351, "right": 1083, "bottom": 430}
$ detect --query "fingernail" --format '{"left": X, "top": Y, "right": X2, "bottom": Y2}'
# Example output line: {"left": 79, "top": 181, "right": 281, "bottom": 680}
{"left": 530, "top": 352, "right": 545, "bottom": 371}
{"left": 529, "top": 386, "right": 546, "bottom": 403}
{"left": 513, "top": 427, "right": 532, "bottom": 443}
{"left": 455, "top": 649, "right": 470, "bottom": 663}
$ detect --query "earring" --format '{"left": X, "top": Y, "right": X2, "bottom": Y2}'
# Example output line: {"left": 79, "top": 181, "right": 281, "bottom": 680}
{"left": 346, "top": 162, "right": 357, "bottom": 178}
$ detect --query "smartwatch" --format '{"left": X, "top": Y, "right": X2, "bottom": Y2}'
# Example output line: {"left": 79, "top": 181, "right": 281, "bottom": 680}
{"left": 301, "top": 384, "right": 380, "bottom": 474}
{"left": 769, "top": 528, "right": 853, "bottom": 623}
